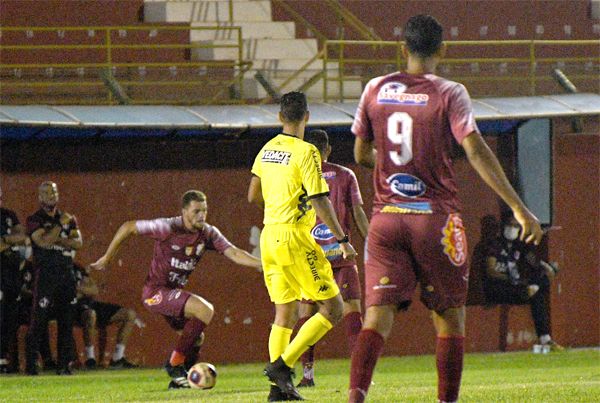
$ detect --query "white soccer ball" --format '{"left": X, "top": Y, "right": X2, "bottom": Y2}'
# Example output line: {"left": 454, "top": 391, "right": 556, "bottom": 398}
{"left": 187, "top": 362, "right": 217, "bottom": 390}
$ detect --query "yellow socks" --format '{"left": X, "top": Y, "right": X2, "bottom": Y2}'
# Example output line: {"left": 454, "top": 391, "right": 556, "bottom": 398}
{"left": 282, "top": 313, "right": 333, "bottom": 367}
{"left": 269, "top": 324, "right": 293, "bottom": 362}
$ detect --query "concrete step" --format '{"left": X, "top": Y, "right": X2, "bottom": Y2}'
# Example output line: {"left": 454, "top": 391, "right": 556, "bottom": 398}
{"left": 144, "top": 0, "right": 272, "bottom": 23}
{"left": 246, "top": 59, "right": 340, "bottom": 78}
{"left": 239, "top": 75, "right": 363, "bottom": 100}
{"left": 191, "top": 21, "right": 296, "bottom": 40}
{"left": 192, "top": 38, "right": 318, "bottom": 61}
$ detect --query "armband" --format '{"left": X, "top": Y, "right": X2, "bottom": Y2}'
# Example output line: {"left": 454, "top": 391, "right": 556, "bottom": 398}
{"left": 336, "top": 234, "right": 349, "bottom": 244}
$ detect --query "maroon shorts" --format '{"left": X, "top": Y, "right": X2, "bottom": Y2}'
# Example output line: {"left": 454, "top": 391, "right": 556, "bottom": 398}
{"left": 141, "top": 285, "right": 192, "bottom": 330}
{"left": 302, "top": 264, "right": 361, "bottom": 304}
{"left": 364, "top": 212, "right": 469, "bottom": 312}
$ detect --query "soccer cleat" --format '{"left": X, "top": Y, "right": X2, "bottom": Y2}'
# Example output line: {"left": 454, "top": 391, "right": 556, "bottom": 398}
{"left": 56, "top": 366, "right": 73, "bottom": 375}
{"left": 545, "top": 340, "right": 565, "bottom": 352}
{"left": 85, "top": 358, "right": 97, "bottom": 370}
{"left": 264, "top": 357, "right": 304, "bottom": 401}
{"left": 165, "top": 361, "right": 190, "bottom": 389}
{"left": 268, "top": 384, "right": 288, "bottom": 402}
{"left": 297, "top": 377, "right": 315, "bottom": 388}
{"left": 109, "top": 357, "right": 138, "bottom": 369}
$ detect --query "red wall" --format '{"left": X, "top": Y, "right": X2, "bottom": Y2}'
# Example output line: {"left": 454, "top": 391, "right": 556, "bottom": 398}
{"left": 1, "top": 120, "right": 598, "bottom": 365}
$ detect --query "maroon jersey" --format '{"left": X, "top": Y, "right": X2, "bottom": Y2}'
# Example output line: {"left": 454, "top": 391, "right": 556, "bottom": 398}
{"left": 27, "top": 208, "right": 79, "bottom": 264}
{"left": 136, "top": 217, "right": 232, "bottom": 289}
{"left": 310, "top": 161, "right": 363, "bottom": 268}
{"left": 352, "top": 72, "right": 479, "bottom": 214}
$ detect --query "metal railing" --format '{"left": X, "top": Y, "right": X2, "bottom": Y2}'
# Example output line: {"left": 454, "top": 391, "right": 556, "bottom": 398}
{"left": 323, "top": 39, "right": 600, "bottom": 102}
{"left": 0, "top": 25, "right": 251, "bottom": 105}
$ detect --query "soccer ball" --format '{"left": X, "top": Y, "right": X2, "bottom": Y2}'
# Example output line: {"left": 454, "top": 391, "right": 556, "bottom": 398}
{"left": 187, "top": 362, "right": 217, "bottom": 389}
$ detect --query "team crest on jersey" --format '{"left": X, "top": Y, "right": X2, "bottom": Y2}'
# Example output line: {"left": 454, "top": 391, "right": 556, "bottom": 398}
{"left": 144, "top": 292, "right": 162, "bottom": 306}
{"left": 377, "top": 82, "right": 428, "bottom": 105}
{"left": 185, "top": 246, "right": 194, "bottom": 256}
{"left": 311, "top": 223, "right": 334, "bottom": 241}
{"left": 387, "top": 173, "right": 426, "bottom": 198}
{"left": 262, "top": 150, "right": 291, "bottom": 165}
{"left": 441, "top": 214, "right": 467, "bottom": 267}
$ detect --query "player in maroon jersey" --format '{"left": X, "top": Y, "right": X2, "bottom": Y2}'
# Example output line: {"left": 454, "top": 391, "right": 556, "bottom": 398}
{"left": 348, "top": 15, "right": 543, "bottom": 403}
{"left": 295, "top": 129, "right": 369, "bottom": 387}
{"left": 91, "top": 190, "right": 261, "bottom": 389}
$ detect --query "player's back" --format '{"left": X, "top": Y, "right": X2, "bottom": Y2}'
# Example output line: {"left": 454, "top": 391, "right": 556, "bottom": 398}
{"left": 252, "top": 134, "right": 327, "bottom": 226}
{"left": 352, "top": 72, "right": 478, "bottom": 215}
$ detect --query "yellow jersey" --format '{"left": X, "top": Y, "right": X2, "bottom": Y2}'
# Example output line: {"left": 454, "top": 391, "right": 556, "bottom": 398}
{"left": 252, "top": 133, "right": 329, "bottom": 226}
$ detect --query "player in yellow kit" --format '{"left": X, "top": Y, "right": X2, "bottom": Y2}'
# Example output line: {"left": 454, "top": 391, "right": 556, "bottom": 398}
{"left": 248, "top": 91, "right": 357, "bottom": 401}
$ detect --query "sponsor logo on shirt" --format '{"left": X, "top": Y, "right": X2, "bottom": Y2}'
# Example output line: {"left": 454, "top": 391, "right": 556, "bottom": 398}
{"left": 321, "top": 243, "right": 343, "bottom": 261}
{"left": 387, "top": 173, "right": 427, "bottom": 198}
{"left": 441, "top": 214, "right": 467, "bottom": 267}
{"left": 144, "top": 292, "right": 162, "bottom": 306}
{"left": 311, "top": 223, "right": 335, "bottom": 241}
{"left": 373, "top": 276, "right": 397, "bottom": 290}
{"left": 168, "top": 289, "right": 182, "bottom": 301}
{"left": 323, "top": 171, "right": 336, "bottom": 180}
{"left": 170, "top": 257, "right": 196, "bottom": 271}
{"left": 262, "top": 150, "right": 291, "bottom": 165}
{"left": 377, "top": 82, "right": 428, "bottom": 105}
{"left": 171, "top": 245, "right": 180, "bottom": 251}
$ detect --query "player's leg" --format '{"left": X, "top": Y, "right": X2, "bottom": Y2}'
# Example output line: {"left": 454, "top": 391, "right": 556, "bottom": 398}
{"left": 342, "top": 299, "right": 362, "bottom": 353}
{"left": 432, "top": 307, "right": 466, "bottom": 403}
{"left": 25, "top": 271, "right": 53, "bottom": 375}
{"left": 80, "top": 307, "right": 98, "bottom": 369}
{"left": 55, "top": 284, "right": 77, "bottom": 375}
{"left": 337, "top": 265, "right": 363, "bottom": 354}
{"left": 104, "top": 305, "right": 137, "bottom": 368}
{"left": 296, "top": 301, "right": 318, "bottom": 387}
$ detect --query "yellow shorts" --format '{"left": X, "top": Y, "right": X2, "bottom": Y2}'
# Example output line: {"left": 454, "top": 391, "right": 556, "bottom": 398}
{"left": 260, "top": 224, "right": 340, "bottom": 304}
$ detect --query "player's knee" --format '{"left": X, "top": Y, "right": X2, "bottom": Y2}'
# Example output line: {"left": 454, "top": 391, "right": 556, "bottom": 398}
{"left": 322, "top": 296, "right": 344, "bottom": 324}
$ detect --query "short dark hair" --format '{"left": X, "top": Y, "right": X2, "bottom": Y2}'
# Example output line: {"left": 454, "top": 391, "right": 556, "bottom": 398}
{"left": 403, "top": 14, "right": 443, "bottom": 58}
{"left": 182, "top": 190, "right": 206, "bottom": 208}
{"left": 304, "top": 129, "right": 329, "bottom": 155}
{"left": 280, "top": 91, "right": 308, "bottom": 123}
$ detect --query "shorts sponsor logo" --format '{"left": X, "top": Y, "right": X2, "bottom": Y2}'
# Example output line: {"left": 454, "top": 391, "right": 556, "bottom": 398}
{"left": 441, "top": 214, "right": 467, "bottom": 267}
{"left": 377, "top": 82, "right": 428, "bottom": 105}
{"left": 168, "top": 289, "right": 182, "bottom": 301}
{"left": 306, "top": 250, "right": 321, "bottom": 281}
{"left": 262, "top": 150, "right": 291, "bottom": 165}
{"left": 387, "top": 174, "right": 427, "bottom": 198}
{"left": 321, "top": 243, "right": 343, "bottom": 261}
{"left": 373, "top": 276, "right": 397, "bottom": 290}
{"left": 144, "top": 292, "right": 162, "bottom": 306}
{"left": 311, "top": 223, "right": 334, "bottom": 241}
{"left": 323, "top": 171, "right": 336, "bottom": 180}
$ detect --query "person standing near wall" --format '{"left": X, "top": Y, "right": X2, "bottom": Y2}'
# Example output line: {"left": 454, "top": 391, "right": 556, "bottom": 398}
{"left": 0, "top": 186, "right": 28, "bottom": 373}
{"left": 26, "top": 181, "right": 82, "bottom": 375}
{"left": 295, "top": 129, "right": 369, "bottom": 388}
{"left": 91, "top": 190, "right": 261, "bottom": 389}
{"left": 348, "top": 15, "right": 543, "bottom": 403}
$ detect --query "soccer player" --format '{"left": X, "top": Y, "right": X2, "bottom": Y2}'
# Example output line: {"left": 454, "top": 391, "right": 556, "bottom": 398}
{"left": 91, "top": 190, "right": 261, "bottom": 389}
{"left": 348, "top": 15, "right": 543, "bottom": 403}
{"left": 248, "top": 91, "right": 357, "bottom": 401}
{"left": 26, "top": 181, "right": 83, "bottom": 375}
{"left": 296, "top": 129, "right": 369, "bottom": 387}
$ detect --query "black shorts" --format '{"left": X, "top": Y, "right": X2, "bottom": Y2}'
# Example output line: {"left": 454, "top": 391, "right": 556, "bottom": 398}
{"left": 77, "top": 300, "right": 122, "bottom": 328}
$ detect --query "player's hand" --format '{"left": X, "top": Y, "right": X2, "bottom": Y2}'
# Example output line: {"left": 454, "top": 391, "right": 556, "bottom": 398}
{"left": 513, "top": 208, "right": 543, "bottom": 245}
{"left": 90, "top": 255, "right": 109, "bottom": 271}
{"left": 340, "top": 242, "right": 357, "bottom": 260}
{"left": 59, "top": 212, "right": 73, "bottom": 226}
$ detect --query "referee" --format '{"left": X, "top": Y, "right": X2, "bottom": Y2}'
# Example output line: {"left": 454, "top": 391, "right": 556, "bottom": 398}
{"left": 248, "top": 92, "right": 356, "bottom": 401}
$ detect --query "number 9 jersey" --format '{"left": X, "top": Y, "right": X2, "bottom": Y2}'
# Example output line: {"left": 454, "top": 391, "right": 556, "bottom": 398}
{"left": 351, "top": 73, "right": 479, "bottom": 215}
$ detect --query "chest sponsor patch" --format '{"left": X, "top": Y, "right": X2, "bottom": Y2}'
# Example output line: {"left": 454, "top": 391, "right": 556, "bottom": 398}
{"left": 262, "top": 150, "right": 291, "bottom": 165}
{"left": 323, "top": 171, "right": 336, "bottom": 180}
{"left": 311, "top": 223, "right": 334, "bottom": 241}
{"left": 441, "top": 214, "right": 467, "bottom": 267}
{"left": 387, "top": 173, "right": 426, "bottom": 198}
{"left": 377, "top": 82, "right": 428, "bottom": 105}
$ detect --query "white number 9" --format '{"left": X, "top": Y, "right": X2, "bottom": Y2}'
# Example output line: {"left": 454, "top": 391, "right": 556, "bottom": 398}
{"left": 387, "top": 112, "right": 413, "bottom": 166}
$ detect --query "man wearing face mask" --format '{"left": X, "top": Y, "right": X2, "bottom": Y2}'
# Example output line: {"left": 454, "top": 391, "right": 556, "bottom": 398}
{"left": 25, "top": 182, "right": 83, "bottom": 375}
{"left": 483, "top": 210, "right": 563, "bottom": 352}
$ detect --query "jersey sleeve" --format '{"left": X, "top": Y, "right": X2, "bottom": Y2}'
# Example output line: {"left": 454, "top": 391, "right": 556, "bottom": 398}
{"left": 135, "top": 217, "right": 175, "bottom": 240}
{"left": 351, "top": 79, "right": 375, "bottom": 140}
{"left": 299, "top": 145, "right": 329, "bottom": 199}
{"left": 251, "top": 150, "right": 262, "bottom": 178}
{"left": 347, "top": 169, "right": 364, "bottom": 206}
{"left": 447, "top": 83, "right": 480, "bottom": 144}
{"left": 206, "top": 225, "right": 233, "bottom": 254}
{"left": 26, "top": 214, "right": 44, "bottom": 236}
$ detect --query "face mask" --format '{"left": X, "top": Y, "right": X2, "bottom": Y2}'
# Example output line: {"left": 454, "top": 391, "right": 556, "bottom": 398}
{"left": 503, "top": 226, "right": 519, "bottom": 241}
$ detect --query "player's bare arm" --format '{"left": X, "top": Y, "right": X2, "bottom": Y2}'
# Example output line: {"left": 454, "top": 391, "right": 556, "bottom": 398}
{"left": 462, "top": 132, "right": 543, "bottom": 245}
{"left": 0, "top": 223, "right": 27, "bottom": 252}
{"left": 31, "top": 225, "right": 62, "bottom": 248}
{"left": 354, "top": 137, "right": 376, "bottom": 169}
{"left": 223, "top": 246, "right": 262, "bottom": 271}
{"left": 351, "top": 204, "right": 370, "bottom": 239}
{"left": 247, "top": 175, "right": 264, "bottom": 208}
{"left": 310, "top": 196, "right": 357, "bottom": 259}
{"left": 90, "top": 220, "right": 139, "bottom": 271}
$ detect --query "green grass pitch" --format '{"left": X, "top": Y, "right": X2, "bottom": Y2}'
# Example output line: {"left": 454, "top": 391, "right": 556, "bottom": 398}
{"left": 1, "top": 349, "right": 598, "bottom": 402}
